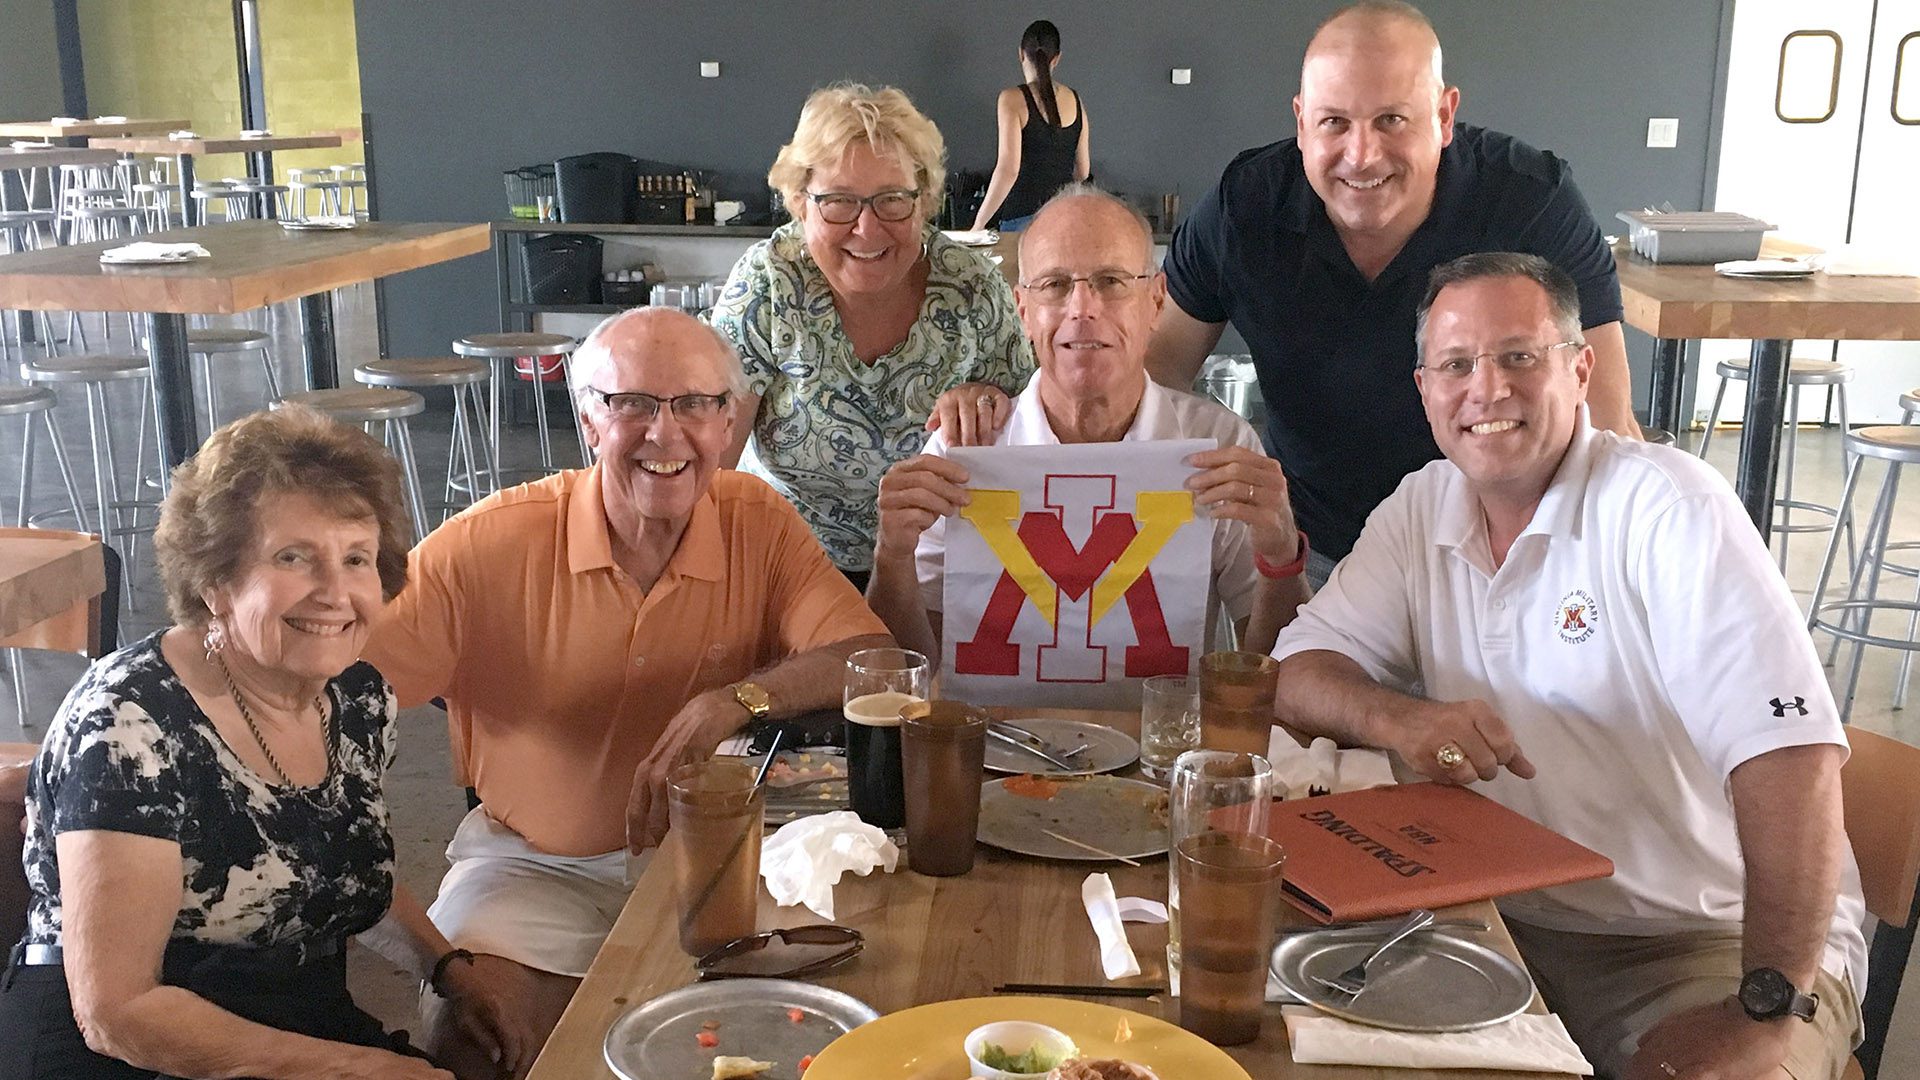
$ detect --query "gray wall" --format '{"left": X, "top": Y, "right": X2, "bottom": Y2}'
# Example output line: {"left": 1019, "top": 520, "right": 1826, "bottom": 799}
{"left": 354, "top": 1, "right": 1731, "bottom": 406}
{"left": 0, "top": 0, "right": 65, "bottom": 120}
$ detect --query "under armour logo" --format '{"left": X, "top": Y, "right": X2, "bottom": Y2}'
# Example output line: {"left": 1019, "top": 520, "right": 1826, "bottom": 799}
{"left": 1770, "top": 696, "right": 1808, "bottom": 717}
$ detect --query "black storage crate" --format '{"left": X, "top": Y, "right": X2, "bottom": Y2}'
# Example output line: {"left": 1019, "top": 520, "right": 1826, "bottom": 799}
{"left": 521, "top": 234, "right": 603, "bottom": 305}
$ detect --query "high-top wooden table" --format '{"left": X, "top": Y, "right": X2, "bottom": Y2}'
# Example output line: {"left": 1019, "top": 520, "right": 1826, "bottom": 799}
{"left": 0, "top": 220, "right": 491, "bottom": 468}
{"left": 0, "top": 118, "right": 188, "bottom": 144}
{"left": 90, "top": 133, "right": 345, "bottom": 226}
{"left": 526, "top": 709, "right": 1576, "bottom": 1080}
{"left": 1618, "top": 247, "right": 1920, "bottom": 537}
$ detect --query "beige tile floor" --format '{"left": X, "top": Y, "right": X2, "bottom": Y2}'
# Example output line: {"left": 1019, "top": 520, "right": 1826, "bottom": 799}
{"left": 3, "top": 299, "right": 1917, "bottom": 1072}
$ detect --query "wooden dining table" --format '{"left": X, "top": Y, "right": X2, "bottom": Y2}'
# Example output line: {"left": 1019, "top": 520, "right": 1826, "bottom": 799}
{"left": 0, "top": 219, "right": 491, "bottom": 469}
{"left": 526, "top": 709, "right": 1578, "bottom": 1080}
{"left": 0, "top": 118, "right": 188, "bottom": 144}
{"left": 89, "top": 133, "right": 346, "bottom": 226}
{"left": 1618, "top": 245, "right": 1920, "bottom": 537}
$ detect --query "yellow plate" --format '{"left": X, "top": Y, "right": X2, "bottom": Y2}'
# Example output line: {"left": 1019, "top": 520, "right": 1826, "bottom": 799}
{"left": 804, "top": 996, "right": 1252, "bottom": 1079}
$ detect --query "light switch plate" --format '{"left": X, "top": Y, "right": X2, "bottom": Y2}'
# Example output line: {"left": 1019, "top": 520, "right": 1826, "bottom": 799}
{"left": 700, "top": 61, "right": 721, "bottom": 78}
{"left": 1646, "top": 117, "right": 1678, "bottom": 148}
{"left": 1171, "top": 68, "right": 1192, "bottom": 85}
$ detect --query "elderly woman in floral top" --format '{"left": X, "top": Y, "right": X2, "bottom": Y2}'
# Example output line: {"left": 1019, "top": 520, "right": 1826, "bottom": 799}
{"left": 709, "top": 82, "right": 1034, "bottom": 589}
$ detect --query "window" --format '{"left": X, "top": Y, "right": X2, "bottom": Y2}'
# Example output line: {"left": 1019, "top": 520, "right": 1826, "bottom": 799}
{"left": 1775, "top": 30, "right": 1843, "bottom": 123}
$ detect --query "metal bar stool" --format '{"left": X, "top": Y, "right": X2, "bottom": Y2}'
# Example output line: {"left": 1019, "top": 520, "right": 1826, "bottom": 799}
{"left": 277, "top": 389, "right": 432, "bottom": 543}
{"left": 353, "top": 357, "right": 498, "bottom": 517}
{"left": 1699, "top": 356, "right": 1854, "bottom": 571}
{"left": 1643, "top": 427, "right": 1677, "bottom": 447}
{"left": 451, "top": 331, "right": 581, "bottom": 478}
{"left": 20, "top": 355, "right": 159, "bottom": 596}
{"left": 149, "top": 326, "right": 282, "bottom": 431}
{"left": 2, "top": 387, "right": 87, "bottom": 532}
{"left": 1807, "top": 425, "right": 1920, "bottom": 721}
{"left": 287, "top": 168, "right": 344, "bottom": 219}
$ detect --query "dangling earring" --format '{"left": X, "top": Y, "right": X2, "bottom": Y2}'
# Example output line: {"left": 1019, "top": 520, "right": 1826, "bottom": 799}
{"left": 203, "top": 617, "right": 227, "bottom": 661}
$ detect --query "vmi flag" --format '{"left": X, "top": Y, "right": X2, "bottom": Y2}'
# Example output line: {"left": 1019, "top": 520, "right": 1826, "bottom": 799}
{"left": 942, "top": 440, "right": 1212, "bottom": 710}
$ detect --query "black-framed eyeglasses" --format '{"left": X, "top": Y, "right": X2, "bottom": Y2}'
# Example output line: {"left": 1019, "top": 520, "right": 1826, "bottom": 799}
{"left": 1415, "top": 340, "right": 1584, "bottom": 381}
{"left": 694, "top": 924, "right": 864, "bottom": 981}
{"left": 583, "top": 386, "right": 731, "bottom": 424}
{"left": 805, "top": 189, "right": 921, "bottom": 224}
{"left": 1018, "top": 270, "right": 1155, "bottom": 306}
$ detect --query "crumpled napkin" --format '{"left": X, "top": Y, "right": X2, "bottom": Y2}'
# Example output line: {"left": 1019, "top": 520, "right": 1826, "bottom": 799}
{"left": 1266, "top": 729, "right": 1395, "bottom": 800}
{"left": 759, "top": 810, "right": 897, "bottom": 920}
{"left": 1282, "top": 1006, "right": 1594, "bottom": 1073}
{"left": 93, "top": 115, "right": 128, "bottom": 124}
{"left": 10, "top": 140, "right": 52, "bottom": 150}
{"left": 50, "top": 117, "right": 79, "bottom": 125}
{"left": 168, "top": 129, "right": 199, "bottom": 140}
{"left": 100, "top": 242, "right": 211, "bottom": 265}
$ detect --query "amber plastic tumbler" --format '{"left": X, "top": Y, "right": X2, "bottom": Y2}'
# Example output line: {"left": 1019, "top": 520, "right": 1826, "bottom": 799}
{"left": 1175, "top": 831, "right": 1286, "bottom": 1045}
{"left": 1200, "top": 651, "right": 1279, "bottom": 756}
{"left": 668, "top": 759, "right": 764, "bottom": 955}
{"left": 901, "top": 700, "right": 989, "bottom": 876}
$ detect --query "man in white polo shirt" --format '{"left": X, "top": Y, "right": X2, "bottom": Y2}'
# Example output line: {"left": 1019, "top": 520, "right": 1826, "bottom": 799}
{"left": 865, "top": 184, "right": 1312, "bottom": 678}
{"left": 1270, "top": 251, "right": 1864, "bottom": 1080}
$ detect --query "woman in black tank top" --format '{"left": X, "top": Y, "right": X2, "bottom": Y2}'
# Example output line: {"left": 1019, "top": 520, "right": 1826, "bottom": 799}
{"left": 972, "top": 19, "right": 1091, "bottom": 231}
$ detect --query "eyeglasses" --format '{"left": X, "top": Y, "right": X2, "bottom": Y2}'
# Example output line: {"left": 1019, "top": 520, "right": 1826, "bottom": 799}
{"left": 694, "top": 925, "right": 864, "bottom": 981}
{"left": 583, "top": 386, "right": 731, "bottom": 424}
{"left": 1018, "top": 270, "right": 1155, "bottom": 306}
{"left": 805, "top": 189, "right": 921, "bottom": 224}
{"left": 1415, "top": 340, "right": 1584, "bottom": 381}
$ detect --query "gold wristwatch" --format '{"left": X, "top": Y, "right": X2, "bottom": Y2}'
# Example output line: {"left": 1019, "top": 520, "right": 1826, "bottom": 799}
{"left": 729, "top": 680, "right": 772, "bottom": 720}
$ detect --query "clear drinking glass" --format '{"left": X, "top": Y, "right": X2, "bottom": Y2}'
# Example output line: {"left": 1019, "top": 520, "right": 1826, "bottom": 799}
{"left": 668, "top": 759, "right": 764, "bottom": 956}
{"left": 900, "top": 699, "right": 989, "bottom": 876}
{"left": 1139, "top": 674, "right": 1201, "bottom": 781}
{"left": 1167, "top": 750, "right": 1274, "bottom": 980}
{"left": 843, "top": 648, "right": 930, "bottom": 829}
{"left": 1200, "top": 651, "right": 1280, "bottom": 756}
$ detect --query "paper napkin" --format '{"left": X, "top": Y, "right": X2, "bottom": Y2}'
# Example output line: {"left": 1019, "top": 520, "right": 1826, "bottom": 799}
{"left": 759, "top": 810, "right": 897, "bottom": 920}
{"left": 99, "top": 242, "right": 210, "bottom": 265}
{"left": 1283, "top": 1005, "right": 1594, "bottom": 1073}
{"left": 1266, "top": 730, "right": 1395, "bottom": 799}
{"left": 1082, "top": 872, "right": 1144, "bottom": 979}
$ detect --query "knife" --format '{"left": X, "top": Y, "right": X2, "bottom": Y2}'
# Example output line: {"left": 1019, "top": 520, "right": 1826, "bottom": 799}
{"left": 993, "top": 720, "right": 1088, "bottom": 759}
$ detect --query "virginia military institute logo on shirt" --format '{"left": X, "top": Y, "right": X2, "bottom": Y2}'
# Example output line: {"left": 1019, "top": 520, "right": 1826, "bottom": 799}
{"left": 1555, "top": 589, "right": 1600, "bottom": 645}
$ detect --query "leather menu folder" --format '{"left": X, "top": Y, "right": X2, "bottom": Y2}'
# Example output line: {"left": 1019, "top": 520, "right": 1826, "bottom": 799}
{"left": 1265, "top": 782, "right": 1614, "bottom": 922}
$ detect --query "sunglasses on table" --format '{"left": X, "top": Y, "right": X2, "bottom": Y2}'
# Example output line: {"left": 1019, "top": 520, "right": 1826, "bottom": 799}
{"left": 694, "top": 924, "right": 864, "bottom": 981}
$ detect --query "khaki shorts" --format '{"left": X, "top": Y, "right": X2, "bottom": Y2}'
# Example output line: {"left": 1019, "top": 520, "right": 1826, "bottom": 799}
{"left": 1507, "top": 920, "right": 1859, "bottom": 1080}
{"left": 426, "top": 807, "right": 649, "bottom": 978}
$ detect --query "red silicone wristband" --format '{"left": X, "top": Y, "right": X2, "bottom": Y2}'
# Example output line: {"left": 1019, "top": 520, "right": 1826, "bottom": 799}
{"left": 1254, "top": 530, "right": 1310, "bottom": 579}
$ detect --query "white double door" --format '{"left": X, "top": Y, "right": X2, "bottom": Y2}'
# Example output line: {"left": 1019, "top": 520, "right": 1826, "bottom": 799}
{"left": 1707, "top": 0, "right": 1920, "bottom": 424}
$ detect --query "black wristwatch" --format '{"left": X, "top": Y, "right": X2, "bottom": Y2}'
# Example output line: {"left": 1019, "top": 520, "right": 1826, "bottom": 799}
{"left": 1737, "top": 967, "right": 1819, "bottom": 1022}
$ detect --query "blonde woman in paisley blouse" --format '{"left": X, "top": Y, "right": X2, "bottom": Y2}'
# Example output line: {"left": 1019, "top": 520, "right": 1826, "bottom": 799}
{"left": 0, "top": 407, "right": 528, "bottom": 1080}
{"left": 709, "top": 83, "right": 1035, "bottom": 590}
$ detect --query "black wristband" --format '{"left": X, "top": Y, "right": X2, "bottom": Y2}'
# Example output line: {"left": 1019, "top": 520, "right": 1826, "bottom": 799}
{"left": 428, "top": 948, "right": 475, "bottom": 996}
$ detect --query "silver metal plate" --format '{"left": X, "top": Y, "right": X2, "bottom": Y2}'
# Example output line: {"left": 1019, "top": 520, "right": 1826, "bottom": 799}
{"left": 603, "top": 978, "right": 879, "bottom": 1080}
{"left": 279, "top": 217, "right": 358, "bottom": 230}
{"left": 977, "top": 774, "right": 1171, "bottom": 862}
{"left": 984, "top": 717, "right": 1139, "bottom": 776}
{"left": 1270, "top": 928, "right": 1534, "bottom": 1032}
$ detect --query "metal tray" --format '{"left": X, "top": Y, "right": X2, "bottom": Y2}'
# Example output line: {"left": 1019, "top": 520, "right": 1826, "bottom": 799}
{"left": 1270, "top": 928, "right": 1533, "bottom": 1032}
{"left": 984, "top": 717, "right": 1139, "bottom": 776}
{"left": 977, "top": 774, "right": 1170, "bottom": 862}
{"left": 603, "top": 977, "right": 878, "bottom": 1080}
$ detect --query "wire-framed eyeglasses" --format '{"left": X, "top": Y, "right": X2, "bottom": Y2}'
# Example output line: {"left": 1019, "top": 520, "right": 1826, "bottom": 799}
{"left": 694, "top": 925, "right": 864, "bottom": 981}
{"left": 1415, "top": 340, "right": 1584, "bottom": 380}
{"left": 805, "top": 189, "right": 921, "bottom": 224}
{"left": 1018, "top": 270, "right": 1154, "bottom": 306}
{"left": 583, "top": 387, "right": 731, "bottom": 424}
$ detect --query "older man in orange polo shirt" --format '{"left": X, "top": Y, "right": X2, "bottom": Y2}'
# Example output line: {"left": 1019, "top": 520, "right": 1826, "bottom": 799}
{"left": 365, "top": 307, "right": 890, "bottom": 1077}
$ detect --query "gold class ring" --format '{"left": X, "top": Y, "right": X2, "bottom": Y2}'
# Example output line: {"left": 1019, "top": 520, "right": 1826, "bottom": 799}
{"left": 1435, "top": 742, "right": 1467, "bottom": 770}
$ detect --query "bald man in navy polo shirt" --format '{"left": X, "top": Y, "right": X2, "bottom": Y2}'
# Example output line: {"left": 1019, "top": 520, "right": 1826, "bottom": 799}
{"left": 1147, "top": 1, "right": 1640, "bottom": 584}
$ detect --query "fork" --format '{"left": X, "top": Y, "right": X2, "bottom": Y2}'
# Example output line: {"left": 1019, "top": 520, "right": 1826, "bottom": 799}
{"left": 991, "top": 721, "right": 1089, "bottom": 760}
{"left": 1310, "top": 909, "right": 1435, "bottom": 997}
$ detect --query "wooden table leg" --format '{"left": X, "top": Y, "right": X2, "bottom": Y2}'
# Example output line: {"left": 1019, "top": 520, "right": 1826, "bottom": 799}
{"left": 1736, "top": 337, "right": 1792, "bottom": 538}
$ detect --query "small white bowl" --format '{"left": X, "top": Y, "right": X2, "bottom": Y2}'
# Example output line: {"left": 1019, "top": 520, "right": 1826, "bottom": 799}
{"left": 963, "top": 1021, "right": 1077, "bottom": 1079}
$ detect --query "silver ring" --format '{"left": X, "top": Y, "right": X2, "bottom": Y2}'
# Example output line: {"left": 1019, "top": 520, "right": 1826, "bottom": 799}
{"left": 1435, "top": 743, "right": 1466, "bottom": 770}
{"left": 1244, "top": 483, "right": 1255, "bottom": 502}
{"left": 1659, "top": 1063, "right": 1677, "bottom": 1078}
